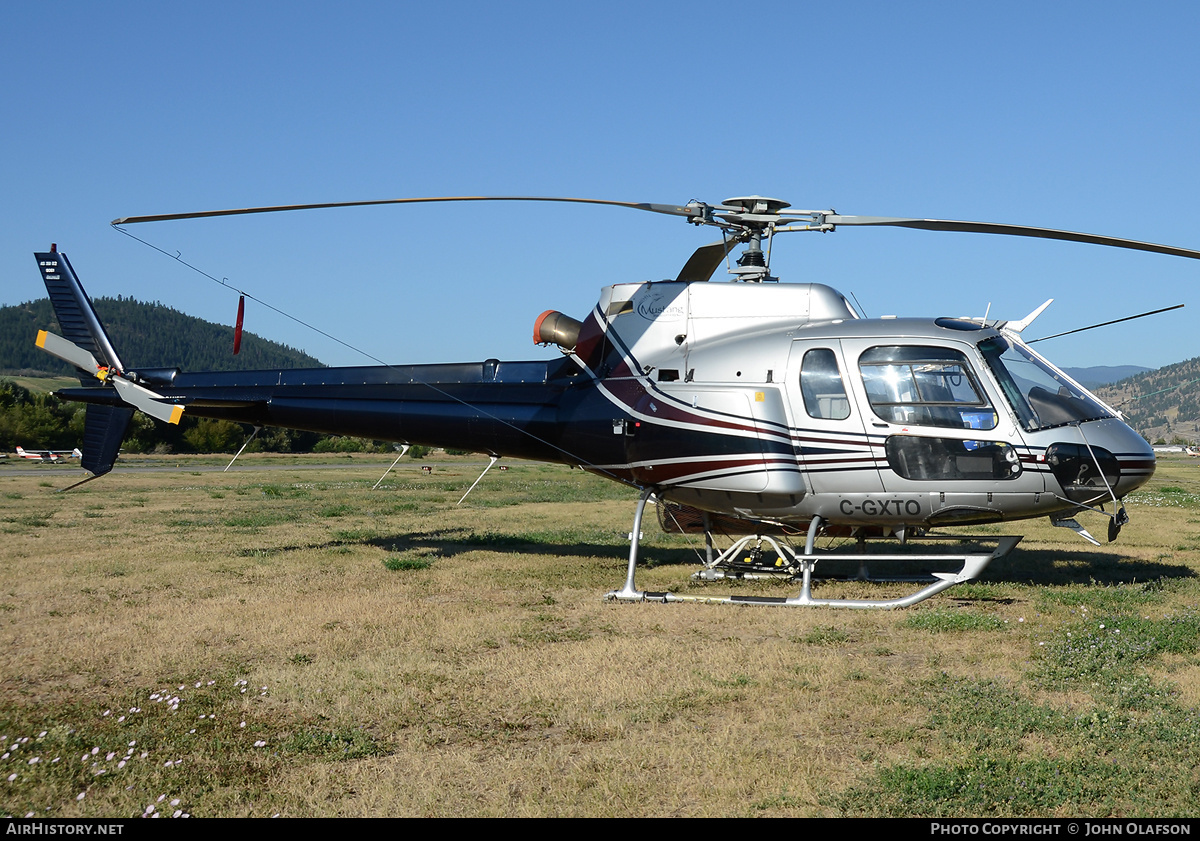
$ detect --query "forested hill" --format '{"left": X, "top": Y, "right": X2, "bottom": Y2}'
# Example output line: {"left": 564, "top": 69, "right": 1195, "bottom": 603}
{"left": 0, "top": 297, "right": 324, "bottom": 375}
{"left": 1096, "top": 357, "right": 1200, "bottom": 445}
{"left": 1061, "top": 365, "right": 1150, "bottom": 390}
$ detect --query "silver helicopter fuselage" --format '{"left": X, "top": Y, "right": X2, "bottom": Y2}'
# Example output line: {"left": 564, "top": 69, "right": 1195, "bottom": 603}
{"left": 570, "top": 278, "right": 1153, "bottom": 531}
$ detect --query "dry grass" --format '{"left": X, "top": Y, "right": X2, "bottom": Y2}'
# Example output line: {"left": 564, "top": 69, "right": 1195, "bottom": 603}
{"left": 2, "top": 453, "right": 1200, "bottom": 817}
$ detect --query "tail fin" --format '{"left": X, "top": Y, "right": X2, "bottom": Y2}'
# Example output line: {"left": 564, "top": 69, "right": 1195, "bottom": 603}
{"left": 35, "top": 246, "right": 125, "bottom": 378}
{"left": 77, "top": 405, "right": 134, "bottom": 477}
{"left": 34, "top": 247, "right": 133, "bottom": 478}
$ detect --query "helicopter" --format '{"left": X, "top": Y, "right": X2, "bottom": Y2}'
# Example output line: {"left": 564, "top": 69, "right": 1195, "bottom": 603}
{"left": 31, "top": 195, "right": 1200, "bottom": 608}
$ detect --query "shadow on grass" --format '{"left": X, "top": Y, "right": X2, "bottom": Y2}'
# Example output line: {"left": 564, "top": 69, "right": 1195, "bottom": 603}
{"left": 983, "top": 546, "right": 1196, "bottom": 588}
{"left": 362, "top": 530, "right": 703, "bottom": 567}
{"left": 794, "top": 545, "right": 1195, "bottom": 590}
{"left": 234, "top": 527, "right": 1198, "bottom": 592}
{"left": 231, "top": 527, "right": 701, "bottom": 567}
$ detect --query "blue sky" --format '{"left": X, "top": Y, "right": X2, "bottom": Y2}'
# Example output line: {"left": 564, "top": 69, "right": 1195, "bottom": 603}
{"left": 3, "top": 1, "right": 1197, "bottom": 370}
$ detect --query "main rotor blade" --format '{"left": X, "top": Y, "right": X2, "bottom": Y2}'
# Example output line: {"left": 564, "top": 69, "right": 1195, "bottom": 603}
{"left": 112, "top": 196, "right": 705, "bottom": 226}
{"left": 823, "top": 215, "right": 1200, "bottom": 260}
{"left": 675, "top": 239, "right": 739, "bottom": 283}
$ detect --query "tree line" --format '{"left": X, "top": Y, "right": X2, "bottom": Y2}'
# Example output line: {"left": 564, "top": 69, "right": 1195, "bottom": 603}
{"left": 0, "top": 297, "right": 322, "bottom": 376}
{"left": 0, "top": 378, "right": 405, "bottom": 455}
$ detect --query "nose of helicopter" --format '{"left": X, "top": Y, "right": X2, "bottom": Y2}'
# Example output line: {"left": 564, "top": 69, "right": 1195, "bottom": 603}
{"left": 1100, "top": 418, "right": 1156, "bottom": 497}
{"left": 1041, "top": 418, "right": 1156, "bottom": 502}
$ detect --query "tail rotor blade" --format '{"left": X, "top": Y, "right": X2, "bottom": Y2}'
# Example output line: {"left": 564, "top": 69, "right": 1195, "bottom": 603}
{"left": 110, "top": 378, "right": 184, "bottom": 425}
{"left": 36, "top": 330, "right": 107, "bottom": 379}
{"left": 35, "top": 329, "right": 182, "bottom": 424}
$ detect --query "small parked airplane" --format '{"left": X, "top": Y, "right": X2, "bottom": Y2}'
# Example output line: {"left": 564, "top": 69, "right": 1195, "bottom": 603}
{"left": 15, "top": 446, "right": 82, "bottom": 464}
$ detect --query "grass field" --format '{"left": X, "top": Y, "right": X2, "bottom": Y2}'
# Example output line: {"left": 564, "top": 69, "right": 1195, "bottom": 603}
{"left": 2, "top": 452, "right": 1200, "bottom": 817}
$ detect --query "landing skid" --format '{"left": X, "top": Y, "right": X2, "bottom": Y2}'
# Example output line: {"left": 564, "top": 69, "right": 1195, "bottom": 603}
{"left": 605, "top": 489, "right": 1021, "bottom": 609}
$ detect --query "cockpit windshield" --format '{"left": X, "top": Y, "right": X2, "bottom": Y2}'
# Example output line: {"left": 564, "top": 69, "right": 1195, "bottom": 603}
{"left": 978, "top": 335, "right": 1114, "bottom": 431}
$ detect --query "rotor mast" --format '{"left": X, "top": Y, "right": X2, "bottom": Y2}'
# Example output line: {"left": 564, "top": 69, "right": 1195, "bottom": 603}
{"left": 712, "top": 196, "right": 791, "bottom": 282}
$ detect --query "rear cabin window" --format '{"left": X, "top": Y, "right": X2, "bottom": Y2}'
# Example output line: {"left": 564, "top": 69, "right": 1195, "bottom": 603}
{"left": 800, "top": 348, "right": 851, "bottom": 420}
{"left": 859, "top": 346, "right": 997, "bottom": 430}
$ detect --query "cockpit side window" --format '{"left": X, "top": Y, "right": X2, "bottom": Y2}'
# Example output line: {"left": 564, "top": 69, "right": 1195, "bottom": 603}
{"left": 859, "top": 345, "right": 997, "bottom": 430}
{"left": 800, "top": 348, "right": 851, "bottom": 420}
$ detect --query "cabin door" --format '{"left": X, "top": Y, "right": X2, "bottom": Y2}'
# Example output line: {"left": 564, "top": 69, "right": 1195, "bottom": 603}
{"left": 786, "top": 340, "right": 883, "bottom": 495}
{"left": 835, "top": 337, "right": 1045, "bottom": 519}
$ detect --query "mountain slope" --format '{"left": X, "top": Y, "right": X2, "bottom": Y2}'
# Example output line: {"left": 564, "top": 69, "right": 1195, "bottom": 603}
{"left": 1062, "top": 365, "right": 1151, "bottom": 390}
{"left": 0, "top": 297, "right": 323, "bottom": 375}
{"left": 1096, "top": 357, "right": 1200, "bottom": 444}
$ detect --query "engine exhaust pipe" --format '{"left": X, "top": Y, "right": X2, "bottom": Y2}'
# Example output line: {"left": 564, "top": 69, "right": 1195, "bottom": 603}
{"left": 533, "top": 310, "right": 582, "bottom": 350}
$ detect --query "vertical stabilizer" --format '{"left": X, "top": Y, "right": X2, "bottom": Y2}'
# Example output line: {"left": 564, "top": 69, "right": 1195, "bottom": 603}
{"left": 33, "top": 248, "right": 132, "bottom": 478}
{"left": 34, "top": 248, "right": 125, "bottom": 377}
{"left": 79, "top": 405, "right": 134, "bottom": 477}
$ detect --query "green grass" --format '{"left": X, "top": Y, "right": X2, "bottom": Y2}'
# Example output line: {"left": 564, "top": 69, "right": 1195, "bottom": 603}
{"left": 903, "top": 609, "right": 1006, "bottom": 633}
{"left": 0, "top": 673, "right": 281, "bottom": 818}
{"left": 831, "top": 672, "right": 1200, "bottom": 817}
{"left": 833, "top": 598, "right": 1200, "bottom": 816}
{"left": 5, "top": 453, "right": 1200, "bottom": 816}
{"left": 1037, "top": 611, "right": 1200, "bottom": 688}
{"left": 382, "top": 555, "right": 433, "bottom": 571}
{"left": 283, "top": 726, "right": 386, "bottom": 760}
{"left": 795, "top": 626, "right": 852, "bottom": 645}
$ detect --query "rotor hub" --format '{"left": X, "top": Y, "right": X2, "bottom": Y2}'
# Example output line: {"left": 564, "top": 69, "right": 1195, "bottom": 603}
{"left": 721, "top": 196, "right": 791, "bottom": 215}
